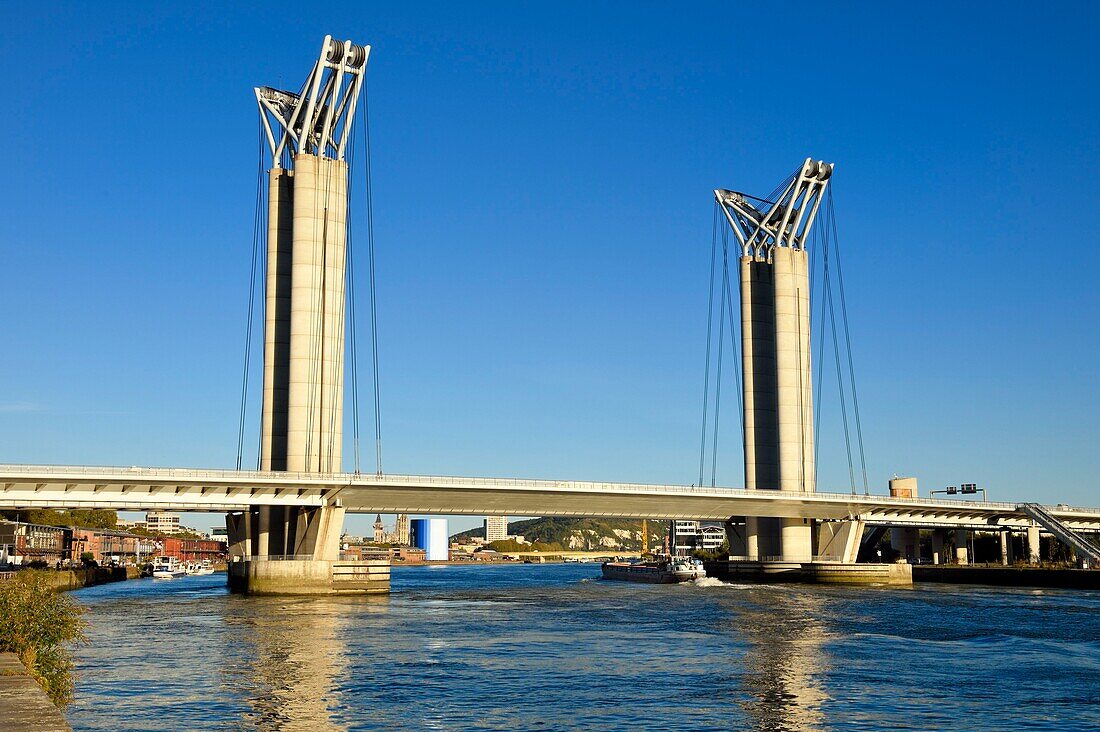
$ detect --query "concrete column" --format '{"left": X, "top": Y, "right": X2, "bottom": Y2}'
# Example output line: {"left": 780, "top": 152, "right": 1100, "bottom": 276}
{"left": 740, "top": 254, "right": 778, "bottom": 562}
{"left": 774, "top": 248, "right": 814, "bottom": 561}
{"left": 260, "top": 169, "right": 294, "bottom": 471}
{"left": 1027, "top": 525, "right": 1041, "bottom": 564}
{"left": 745, "top": 517, "right": 759, "bottom": 559}
{"left": 931, "top": 529, "right": 946, "bottom": 564}
{"left": 243, "top": 510, "right": 253, "bottom": 556}
{"left": 286, "top": 154, "right": 348, "bottom": 474}
{"left": 257, "top": 506, "right": 271, "bottom": 557}
{"left": 781, "top": 518, "right": 813, "bottom": 562}
{"left": 999, "top": 531, "right": 1011, "bottom": 566}
{"left": 954, "top": 529, "right": 969, "bottom": 565}
{"left": 771, "top": 247, "right": 814, "bottom": 494}
{"left": 748, "top": 517, "right": 782, "bottom": 559}
{"left": 725, "top": 518, "right": 747, "bottom": 557}
{"left": 740, "top": 256, "right": 777, "bottom": 493}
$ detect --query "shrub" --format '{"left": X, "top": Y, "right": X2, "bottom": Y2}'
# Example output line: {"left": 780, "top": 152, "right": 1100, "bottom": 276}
{"left": 0, "top": 570, "right": 87, "bottom": 706}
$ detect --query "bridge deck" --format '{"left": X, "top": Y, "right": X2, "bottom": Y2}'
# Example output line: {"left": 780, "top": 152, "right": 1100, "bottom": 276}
{"left": 1, "top": 464, "right": 1098, "bottom": 530}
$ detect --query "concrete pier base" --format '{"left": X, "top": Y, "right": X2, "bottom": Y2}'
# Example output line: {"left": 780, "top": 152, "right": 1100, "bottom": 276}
{"left": 227, "top": 558, "right": 389, "bottom": 595}
{"left": 225, "top": 504, "right": 389, "bottom": 594}
{"left": 713, "top": 560, "right": 912, "bottom": 586}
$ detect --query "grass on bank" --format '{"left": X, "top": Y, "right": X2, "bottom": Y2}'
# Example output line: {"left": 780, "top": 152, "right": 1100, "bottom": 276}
{"left": 0, "top": 570, "right": 87, "bottom": 706}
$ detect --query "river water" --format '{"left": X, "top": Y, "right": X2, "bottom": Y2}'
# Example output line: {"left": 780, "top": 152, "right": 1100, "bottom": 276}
{"left": 64, "top": 564, "right": 1100, "bottom": 731}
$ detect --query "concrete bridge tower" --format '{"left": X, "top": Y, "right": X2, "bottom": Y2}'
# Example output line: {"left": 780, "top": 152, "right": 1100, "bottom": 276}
{"left": 227, "top": 36, "right": 387, "bottom": 593}
{"left": 715, "top": 158, "right": 833, "bottom": 562}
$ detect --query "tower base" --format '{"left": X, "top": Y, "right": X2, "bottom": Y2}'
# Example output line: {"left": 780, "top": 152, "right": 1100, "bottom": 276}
{"left": 227, "top": 558, "right": 390, "bottom": 595}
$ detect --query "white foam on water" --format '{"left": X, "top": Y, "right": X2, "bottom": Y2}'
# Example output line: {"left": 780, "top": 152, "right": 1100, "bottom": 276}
{"left": 692, "top": 577, "right": 730, "bottom": 588}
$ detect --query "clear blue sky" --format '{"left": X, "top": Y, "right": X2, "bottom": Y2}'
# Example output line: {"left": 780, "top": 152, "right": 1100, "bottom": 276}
{"left": 2, "top": 3, "right": 1099, "bottom": 536}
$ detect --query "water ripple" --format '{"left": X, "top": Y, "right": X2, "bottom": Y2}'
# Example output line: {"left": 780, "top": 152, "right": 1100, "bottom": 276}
{"left": 63, "top": 565, "right": 1100, "bottom": 731}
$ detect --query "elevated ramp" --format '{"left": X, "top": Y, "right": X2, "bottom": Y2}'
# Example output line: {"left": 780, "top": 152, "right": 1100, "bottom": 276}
{"left": 1019, "top": 503, "right": 1100, "bottom": 563}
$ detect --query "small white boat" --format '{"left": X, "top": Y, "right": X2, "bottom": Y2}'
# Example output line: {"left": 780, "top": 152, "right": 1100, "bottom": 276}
{"left": 151, "top": 556, "right": 186, "bottom": 579}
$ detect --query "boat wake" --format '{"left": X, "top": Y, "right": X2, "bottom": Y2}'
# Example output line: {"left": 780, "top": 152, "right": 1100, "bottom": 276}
{"left": 689, "top": 577, "right": 775, "bottom": 590}
{"left": 692, "top": 577, "right": 730, "bottom": 588}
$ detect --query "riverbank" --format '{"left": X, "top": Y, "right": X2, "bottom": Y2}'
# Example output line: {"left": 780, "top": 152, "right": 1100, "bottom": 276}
{"left": 44, "top": 566, "right": 141, "bottom": 592}
{"left": 0, "top": 653, "right": 72, "bottom": 731}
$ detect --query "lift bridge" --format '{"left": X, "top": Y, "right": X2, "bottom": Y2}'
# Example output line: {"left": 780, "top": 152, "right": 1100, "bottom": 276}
{"left": 3, "top": 35, "right": 1098, "bottom": 592}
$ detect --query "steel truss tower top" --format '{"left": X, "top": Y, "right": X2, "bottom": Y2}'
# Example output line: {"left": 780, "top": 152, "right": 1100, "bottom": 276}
{"left": 255, "top": 35, "right": 370, "bottom": 164}
{"left": 714, "top": 158, "right": 833, "bottom": 259}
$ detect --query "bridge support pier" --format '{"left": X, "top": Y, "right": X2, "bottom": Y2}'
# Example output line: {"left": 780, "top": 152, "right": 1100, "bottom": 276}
{"left": 816, "top": 519, "right": 864, "bottom": 563}
{"left": 1000, "top": 531, "right": 1014, "bottom": 566}
{"left": 226, "top": 505, "right": 389, "bottom": 595}
{"left": 1027, "top": 524, "right": 1041, "bottom": 564}
{"left": 931, "top": 529, "right": 946, "bottom": 564}
{"left": 954, "top": 529, "right": 970, "bottom": 565}
{"left": 725, "top": 518, "right": 747, "bottom": 557}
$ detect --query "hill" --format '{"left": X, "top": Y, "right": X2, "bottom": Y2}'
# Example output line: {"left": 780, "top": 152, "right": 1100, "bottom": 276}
{"left": 451, "top": 517, "right": 665, "bottom": 552}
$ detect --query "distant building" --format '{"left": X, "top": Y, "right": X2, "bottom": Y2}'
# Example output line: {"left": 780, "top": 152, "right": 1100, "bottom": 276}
{"left": 0, "top": 521, "right": 69, "bottom": 565}
{"left": 373, "top": 514, "right": 385, "bottom": 543}
{"left": 145, "top": 511, "right": 181, "bottom": 535}
{"left": 71, "top": 528, "right": 157, "bottom": 565}
{"left": 393, "top": 514, "right": 410, "bottom": 546}
{"left": 670, "top": 521, "right": 726, "bottom": 554}
{"left": 484, "top": 516, "right": 508, "bottom": 543}
{"left": 411, "top": 518, "right": 449, "bottom": 561}
{"left": 672, "top": 520, "right": 701, "bottom": 554}
{"left": 699, "top": 525, "right": 725, "bottom": 550}
{"left": 391, "top": 546, "right": 425, "bottom": 562}
{"left": 158, "top": 536, "right": 226, "bottom": 562}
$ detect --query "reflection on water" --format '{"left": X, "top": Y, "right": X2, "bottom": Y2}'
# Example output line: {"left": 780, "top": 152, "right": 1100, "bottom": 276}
{"left": 220, "top": 596, "right": 388, "bottom": 730}
{"left": 64, "top": 566, "right": 1100, "bottom": 731}
{"left": 735, "top": 590, "right": 830, "bottom": 731}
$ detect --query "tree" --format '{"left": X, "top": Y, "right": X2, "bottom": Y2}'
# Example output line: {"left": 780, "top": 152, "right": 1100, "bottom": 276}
{"left": 0, "top": 509, "right": 117, "bottom": 529}
{"left": 0, "top": 570, "right": 87, "bottom": 706}
{"left": 692, "top": 540, "right": 730, "bottom": 562}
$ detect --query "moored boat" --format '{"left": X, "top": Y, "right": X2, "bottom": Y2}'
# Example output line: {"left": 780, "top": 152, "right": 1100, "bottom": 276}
{"left": 151, "top": 556, "right": 186, "bottom": 579}
{"left": 601, "top": 556, "right": 706, "bottom": 584}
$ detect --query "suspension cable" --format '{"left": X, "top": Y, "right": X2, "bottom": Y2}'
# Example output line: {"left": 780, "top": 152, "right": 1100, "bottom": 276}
{"left": 346, "top": 114, "right": 363, "bottom": 475}
{"left": 823, "top": 206, "right": 857, "bottom": 493}
{"left": 362, "top": 81, "right": 384, "bottom": 476}
{"left": 698, "top": 202, "right": 719, "bottom": 486}
{"left": 710, "top": 247, "right": 727, "bottom": 488}
{"left": 236, "top": 119, "right": 265, "bottom": 470}
{"left": 828, "top": 190, "right": 870, "bottom": 494}
{"left": 813, "top": 219, "right": 828, "bottom": 479}
{"left": 721, "top": 229, "right": 744, "bottom": 436}
{"left": 718, "top": 224, "right": 745, "bottom": 485}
